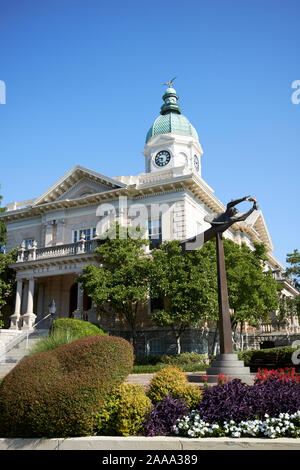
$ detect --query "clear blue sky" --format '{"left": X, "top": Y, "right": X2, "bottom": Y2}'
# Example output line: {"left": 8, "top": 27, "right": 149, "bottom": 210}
{"left": 0, "top": 0, "right": 299, "bottom": 266}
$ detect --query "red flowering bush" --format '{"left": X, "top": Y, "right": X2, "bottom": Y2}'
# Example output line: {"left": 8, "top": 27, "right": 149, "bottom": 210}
{"left": 254, "top": 367, "right": 300, "bottom": 384}
{"left": 0, "top": 335, "right": 133, "bottom": 437}
{"left": 217, "top": 373, "right": 231, "bottom": 386}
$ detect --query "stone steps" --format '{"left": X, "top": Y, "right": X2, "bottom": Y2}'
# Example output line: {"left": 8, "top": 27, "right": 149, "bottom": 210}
{"left": 0, "top": 329, "right": 48, "bottom": 379}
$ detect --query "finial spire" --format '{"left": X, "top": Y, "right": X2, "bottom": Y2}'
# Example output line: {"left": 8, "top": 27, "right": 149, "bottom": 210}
{"left": 162, "top": 76, "right": 177, "bottom": 88}
{"left": 160, "top": 78, "right": 181, "bottom": 115}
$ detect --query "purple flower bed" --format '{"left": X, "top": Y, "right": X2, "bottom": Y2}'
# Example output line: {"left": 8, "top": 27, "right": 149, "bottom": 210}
{"left": 197, "top": 378, "right": 300, "bottom": 424}
{"left": 144, "top": 395, "right": 189, "bottom": 437}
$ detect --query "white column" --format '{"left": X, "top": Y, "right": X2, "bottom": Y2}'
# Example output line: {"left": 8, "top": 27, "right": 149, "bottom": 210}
{"left": 77, "top": 283, "right": 83, "bottom": 309}
{"left": 9, "top": 279, "right": 23, "bottom": 329}
{"left": 45, "top": 221, "right": 54, "bottom": 247}
{"left": 36, "top": 283, "right": 45, "bottom": 322}
{"left": 73, "top": 281, "right": 83, "bottom": 320}
{"left": 56, "top": 218, "right": 65, "bottom": 245}
{"left": 21, "top": 278, "right": 37, "bottom": 330}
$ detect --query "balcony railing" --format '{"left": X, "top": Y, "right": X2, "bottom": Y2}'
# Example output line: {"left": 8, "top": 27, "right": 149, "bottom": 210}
{"left": 17, "top": 237, "right": 99, "bottom": 263}
{"left": 260, "top": 322, "right": 300, "bottom": 334}
{"left": 272, "top": 271, "right": 297, "bottom": 289}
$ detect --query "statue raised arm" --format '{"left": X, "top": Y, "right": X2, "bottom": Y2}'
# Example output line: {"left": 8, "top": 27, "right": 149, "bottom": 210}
{"left": 204, "top": 196, "right": 258, "bottom": 228}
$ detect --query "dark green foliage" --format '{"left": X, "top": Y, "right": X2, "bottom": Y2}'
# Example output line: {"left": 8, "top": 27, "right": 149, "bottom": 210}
{"left": 134, "top": 352, "right": 208, "bottom": 366}
{"left": 201, "top": 240, "right": 279, "bottom": 328}
{"left": 150, "top": 241, "right": 218, "bottom": 353}
{"left": 0, "top": 335, "right": 133, "bottom": 437}
{"left": 159, "top": 352, "right": 209, "bottom": 366}
{"left": 80, "top": 223, "right": 151, "bottom": 350}
{"left": 53, "top": 318, "right": 106, "bottom": 337}
{"left": 150, "top": 239, "right": 279, "bottom": 353}
{"left": 237, "top": 346, "right": 299, "bottom": 369}
{"left": 286, "top": 249, "right": 300, "bottom": 287}
{"left": 0, "top": 248, "right": 17, "bottom": 327}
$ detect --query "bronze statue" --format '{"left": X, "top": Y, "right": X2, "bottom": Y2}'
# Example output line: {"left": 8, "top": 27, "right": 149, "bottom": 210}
{"left": 204, "top": 196, "right": 258, "bottom": 231}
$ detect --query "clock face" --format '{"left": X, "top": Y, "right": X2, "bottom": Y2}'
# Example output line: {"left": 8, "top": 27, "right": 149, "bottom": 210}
{"left": 194, "top": 155, "right": 199, "bottom": 171}
{"left": 155, "top": 150, "right": 171, "bottom": 167}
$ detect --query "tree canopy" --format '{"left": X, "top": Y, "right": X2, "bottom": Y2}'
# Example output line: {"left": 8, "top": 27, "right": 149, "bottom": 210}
{"left": 150, "top": 239, "right": 279, "bottom": 353}
{"left": 80, "top": 224, "right": 151, "bottom": 350}
{"left": 0, "top": 248, "right": 17, "bottom": 327}
{"left": 150, "top": 240, "right": 218, "bottom": 354}
{"left": 81, "top": 224, "right": 280, "bottom": 355}
{"left": 285, "top": 249, "right": 300, "bottom": 289}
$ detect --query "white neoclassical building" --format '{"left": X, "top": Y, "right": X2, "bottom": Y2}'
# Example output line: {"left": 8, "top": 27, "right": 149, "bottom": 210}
{"left": 1, "top": 85, "right": 299, "bottom": 355}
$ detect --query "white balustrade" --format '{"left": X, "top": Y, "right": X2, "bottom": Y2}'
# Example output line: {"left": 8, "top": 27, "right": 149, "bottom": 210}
{"left": 16, "top": 239, "right": 99, "bottom": 262}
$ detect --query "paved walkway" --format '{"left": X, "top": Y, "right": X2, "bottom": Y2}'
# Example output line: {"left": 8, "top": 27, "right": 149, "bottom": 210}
{"left": 126, "top": 372, "right": 205, "bottom": 388}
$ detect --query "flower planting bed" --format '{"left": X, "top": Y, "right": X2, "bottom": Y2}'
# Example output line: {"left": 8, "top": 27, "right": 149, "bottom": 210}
{"left": 0, "top": 334, "right": 299, "bottom": 445}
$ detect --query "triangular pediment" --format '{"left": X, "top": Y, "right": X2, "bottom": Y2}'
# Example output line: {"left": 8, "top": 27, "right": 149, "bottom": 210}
{"left": 242, "top": 209, "right": 274, "bottom": 251}
{"left": 32, "top": 165, "right": 126, "bottom": 206}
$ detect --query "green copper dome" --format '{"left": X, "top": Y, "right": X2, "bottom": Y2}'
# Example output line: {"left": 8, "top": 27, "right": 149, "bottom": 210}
{"left": 146, "top": 86, "right": 198, "bottom": 143}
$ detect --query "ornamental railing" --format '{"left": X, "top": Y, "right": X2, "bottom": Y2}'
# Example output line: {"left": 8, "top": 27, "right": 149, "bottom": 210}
{"left": 272, "top": 271, "right": 297, "bottom": 289}
{"left": 260, "top": 322, "right": 300, "bottom": 334}
{"left": 17, "top": 237, "right": 99, "bottom": 263}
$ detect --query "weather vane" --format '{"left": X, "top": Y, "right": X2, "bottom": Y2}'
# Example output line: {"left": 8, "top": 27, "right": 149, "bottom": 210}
{"left": 162, "top": 76, "right": 177, "bottom": 87}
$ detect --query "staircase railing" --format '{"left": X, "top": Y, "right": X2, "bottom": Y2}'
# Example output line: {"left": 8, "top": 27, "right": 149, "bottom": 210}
{"left": 0, "top": 314, "right": 52, "bottom": 362}
{"left": 0, "top": 331, "right": 27, "bottom": 362}
{"left": 25, "top": 313, "right": 51, "bottom": 349}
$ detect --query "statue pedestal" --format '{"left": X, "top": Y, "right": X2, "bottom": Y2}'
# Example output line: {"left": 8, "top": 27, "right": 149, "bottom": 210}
{"left": 206, "top": 353, "right": 253, "bottom": 385}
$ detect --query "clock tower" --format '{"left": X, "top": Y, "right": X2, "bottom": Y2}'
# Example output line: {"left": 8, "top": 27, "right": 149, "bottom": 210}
{"left": 143, "top": 85, "right": 203, "bottom": 175}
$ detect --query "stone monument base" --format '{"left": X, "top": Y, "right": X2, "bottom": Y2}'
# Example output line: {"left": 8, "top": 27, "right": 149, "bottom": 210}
{"left": 205, "top": 353, "right": 254, "bottom": 385}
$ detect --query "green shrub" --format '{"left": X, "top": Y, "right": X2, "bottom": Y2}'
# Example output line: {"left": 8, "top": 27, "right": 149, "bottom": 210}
{"left": 0, "top": 335, "right": 133, "bottom": 438}
{"left": 147, "top": 366, "right": 202, "bottom": 407}
{"left": 159, "top": 352, "right": 209, "bottom": 366}
{"left": 237, "top": 346, "right": 299, "bottom": 368}
{"left": 53, "top": 318, "right": 106, "bottom": 338}
{"left": 94, "top": 383, "right": 152, "bottom": 436}
{"left": 28, "top": 329, "right": 81, "bottom": 356}
{"left": 134, "top": 355, "right": 162, "bottom": 366}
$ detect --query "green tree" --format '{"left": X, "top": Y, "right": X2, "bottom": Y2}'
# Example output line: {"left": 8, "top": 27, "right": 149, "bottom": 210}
{"left": 150, "top": 239, "right": 279, "bottom": 353}
{"left": 150, "top": 241, "right": 218, "bottom": 354}
{"left": 279, "top": 249, "right": 300, "bottom": 323}
{"left": 80, "top": 224, "right": 152, "bottom": 351}
{"left": 201, "top": 240, "right": 279, "bottom": 346}
{"left": 0, "top": 248, "right": 18, "bottom": 327}
{"left": 285, "top": 249, "right": 300, "bottom": 288}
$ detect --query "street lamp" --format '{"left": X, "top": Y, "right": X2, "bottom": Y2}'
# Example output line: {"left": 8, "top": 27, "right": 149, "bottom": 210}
{"left": 49, "top": 299, "right": 56, "bottom": 334}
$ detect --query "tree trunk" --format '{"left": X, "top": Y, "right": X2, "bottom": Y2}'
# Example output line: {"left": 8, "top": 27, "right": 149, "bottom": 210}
{"left": 176, "top": 335, "right": 181, "bottom": 355}
{"left": 211, "top": 322, "right": 219, "bottom": 356}
{"left": 240, "top": 321, "right": 244, "bottom": 351}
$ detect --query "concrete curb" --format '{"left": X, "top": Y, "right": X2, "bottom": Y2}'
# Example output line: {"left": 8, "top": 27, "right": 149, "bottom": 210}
{"left": 0, "top": 436, "right": 300, "bottom": 450}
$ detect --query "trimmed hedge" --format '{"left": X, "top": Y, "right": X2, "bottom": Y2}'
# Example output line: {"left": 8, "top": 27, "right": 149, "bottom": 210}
{"left": 237, "top": 346, "right": 300, "bottom": 369}
{"left": 0, "top": 335, "right": 133, "bottom": 438}
{"left": 134, "top": 352, "right": 209, "bottom": 367}
{"left": 53, "top": 318, "right": 106, "bottom": 337}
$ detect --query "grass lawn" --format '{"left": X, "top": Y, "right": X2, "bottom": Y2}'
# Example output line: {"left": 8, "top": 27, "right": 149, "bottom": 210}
{"left": 132, "top": 363, "right": 208, "bottom": 374}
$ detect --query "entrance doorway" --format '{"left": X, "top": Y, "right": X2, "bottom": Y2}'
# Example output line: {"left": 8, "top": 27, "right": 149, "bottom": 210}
{"left": 69, "top": 283, "right": 78, "bottom": 317}
{"left": 69, "top": 283, "right": 92, "bottom": 318}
